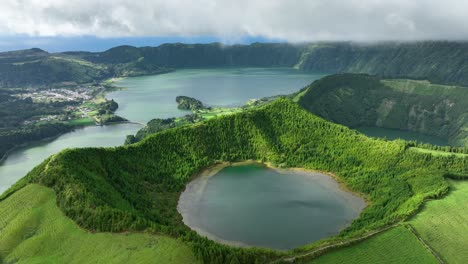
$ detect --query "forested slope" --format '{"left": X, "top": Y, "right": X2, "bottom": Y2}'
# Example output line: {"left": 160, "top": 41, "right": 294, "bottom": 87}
{"left": 297, "top": 74, "right": 468, "bottom": 147}
{"left": 296, "top": 42, "right": 468, "bottom": 86}
{"left": 3, "top": 41, "right": 468, "bottom": 88}
{"left": 0, "top": 53, "right": 108, "bottom": 87}
{"left": 84, "top": 42, "right": 468, "bottom": 87}
{"left": 1, "top": 99, "right": 466, "bottom": 263}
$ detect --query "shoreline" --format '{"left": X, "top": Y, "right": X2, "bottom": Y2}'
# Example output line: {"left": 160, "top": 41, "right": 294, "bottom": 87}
{"left": 188, "top": 160, "right": 369, "bottom": 205}
{"left": 0, "top": 120, "right": 143, "bottom": 165}
{"left": 0, "top": 75, "right": 147, "bottom": 164}
{"left": 177, "top": 160, "right": 369, "bottom": 250}
{"left": 0, "top": 129, "right": 72, "bottom": 165}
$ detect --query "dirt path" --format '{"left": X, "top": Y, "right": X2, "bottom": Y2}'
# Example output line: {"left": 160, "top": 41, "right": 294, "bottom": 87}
{"left": 404, "top": 224, "right": 445, "bottom": 264}
{"left": 270, "top": 224, "right": 398, "bottom": 264}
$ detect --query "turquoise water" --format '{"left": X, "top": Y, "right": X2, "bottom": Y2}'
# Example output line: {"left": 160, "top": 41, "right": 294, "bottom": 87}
{"left": 110, "top": 68, "right": 325, "bottom": 123}
{"left": 1, "top": 68, "right": 323, "bottom": 195}
{"left": 178, "top": 164, "right": 365, "bottom": 250}
{"left": 0, "top": 124, "right": 141, "bottom": 194}
{"left": 357, "top": 127, "right": 448, "bottom": 146}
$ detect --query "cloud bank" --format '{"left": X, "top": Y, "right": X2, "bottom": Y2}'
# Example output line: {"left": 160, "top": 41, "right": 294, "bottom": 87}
{"left": 2, "top": 0, "right": 468, "bottom": 41}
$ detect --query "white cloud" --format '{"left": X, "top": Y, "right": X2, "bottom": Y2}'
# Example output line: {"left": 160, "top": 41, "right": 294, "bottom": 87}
{"left": 1, "top": 0, "right": 468, "bottom": 41}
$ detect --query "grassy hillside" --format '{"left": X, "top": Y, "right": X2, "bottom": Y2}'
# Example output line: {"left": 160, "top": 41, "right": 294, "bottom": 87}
{"left": 297, "top": 74, "right": 468, "bottom": 147}
{"left": 0, "top": 98, "right": 466, "bottom": 263}
{"left": 307, "top": 226, "right": 437, "bottom": 264}
{"left": 0, "top": 184, "right": 198, "bottom": 264}
{"left": 0, "top": 54, "right": 110, "bottom": 87}
{"left": 409, "top": 180, "right": 468, "bottom": 263}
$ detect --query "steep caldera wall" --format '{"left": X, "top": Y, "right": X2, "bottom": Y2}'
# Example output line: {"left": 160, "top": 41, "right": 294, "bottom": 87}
{"left": 297, "top": 74, "right": 468, "bottom": 147}
{"left": 3, "top": 42, "right": 468, "bottom": 87}
{"left": 87, "top": 42, "right": 468, "bottom": 87}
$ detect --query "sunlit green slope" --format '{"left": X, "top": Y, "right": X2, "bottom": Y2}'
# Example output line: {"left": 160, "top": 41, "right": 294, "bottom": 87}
{"left": 0, "top": 99, "right": 467, "bottom": 263}
{"left": 409, "top": 180, "right": 468, "bottom": 263}
{"left": 0, "top": 184, "right": 198, "bottom": 264}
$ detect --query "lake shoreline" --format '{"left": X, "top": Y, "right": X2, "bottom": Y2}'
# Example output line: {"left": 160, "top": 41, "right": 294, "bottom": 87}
{"left": 187, "top": 160, "right": 369, "bottom": 206}
{"left": 0, "top": 120, "right": 144, "bottom": 166}
{"left": 0, "top": 129, "right": 72, "bottom": 165}
{"left": 178, "top": 160, "right": 368, "bottom": 250}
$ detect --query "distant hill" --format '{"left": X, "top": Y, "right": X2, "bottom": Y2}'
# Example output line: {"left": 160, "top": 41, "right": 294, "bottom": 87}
{"left": 2, "top": 41, "right": 468, "bottom": 88}
{"left": 296, "top": 42, "right": 468, "bottom": 87}
{"left": 0, "top": 56, "right": 108, "bottom": 87}
{"left": 296, "top": 73, "right": 468, "bottom": 147}
{"left": 0, "top": 48, "right": 49, "bottom": 64}
{"left": 83, "top": 41, "right": 468, "bottom": 86}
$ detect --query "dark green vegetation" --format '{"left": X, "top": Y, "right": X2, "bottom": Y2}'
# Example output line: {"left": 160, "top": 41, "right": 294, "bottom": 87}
{"left": 356, "top": 127, "right": 448, "bottom": 147}
{"left": 126, "top": 96, "right": 274, "bottom": 145}
{"left": 0, "top": 123, "right": 72, "bottom": 162}
{"left": 3, "top": 42, "right": 468, "bottom": 88}
{"left": 84, "top": 42, "right": 468, "bottom": 87}
{"left": 297, "top": 74, "right": 468, "bottom": 147}
{"left": 2, "top": 42, "right": 468, "bottom": 162}
{"left": 0, "top": 48, "right": 168, "bottom": 88}
{"left": 0, "top": 88, "right": 125, "bottom": 159}
{"left": 82, "top": 98, "right": 126, "bottom": 124}
{"left": 124, "top": 115, "right": 199, "bottom": 145}
{"left": 2, "top": 99, "right": 467, "bottom": 263}
{"left": 176, "top": 96, "right": 206, "bottom": 111}
{"left": 0, "top": 49, "right": 106, "bottom": 87}
{"left": 0, "top": 90, "right": 74, "bottom": 159}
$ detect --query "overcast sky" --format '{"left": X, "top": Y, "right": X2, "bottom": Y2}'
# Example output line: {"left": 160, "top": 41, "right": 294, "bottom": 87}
{"left": 1, "top": 0, "right": 468, "bottom": 51}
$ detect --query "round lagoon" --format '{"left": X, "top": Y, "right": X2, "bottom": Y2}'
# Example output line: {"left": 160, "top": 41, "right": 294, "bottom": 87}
{"left": 178, "top": 164, "right": 365, "bottom": 250}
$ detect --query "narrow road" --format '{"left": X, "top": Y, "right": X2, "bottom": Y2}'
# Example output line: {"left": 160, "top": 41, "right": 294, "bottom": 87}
{"left": 270, "top": 224, "right": 398, "bottom": 264}
{"left": 404, "top": 224, "right": 445, "bottom": 264}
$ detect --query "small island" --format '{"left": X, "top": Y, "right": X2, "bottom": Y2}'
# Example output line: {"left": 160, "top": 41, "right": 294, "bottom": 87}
{"left": 176, "top": 96, "right": 206, "bottom": 111}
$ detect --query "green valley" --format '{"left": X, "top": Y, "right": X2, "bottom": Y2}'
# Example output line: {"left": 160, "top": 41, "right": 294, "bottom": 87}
{"left": 3, "top": 2, "right": 468, "bottom": 263}
{"left": 1, "top": 98, "right": 466, "bottom": 263}
{"left": 1, "top": 42, "right": 468, "bottom": 264}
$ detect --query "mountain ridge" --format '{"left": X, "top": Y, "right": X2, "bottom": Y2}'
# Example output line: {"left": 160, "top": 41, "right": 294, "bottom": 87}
{"left": 2, "top": 41, "right": 468, "bottom": 88}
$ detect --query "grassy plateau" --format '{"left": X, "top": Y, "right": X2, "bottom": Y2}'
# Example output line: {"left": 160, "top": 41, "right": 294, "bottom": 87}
{"left": 307, "top": 226, "right": 437, "bottom": 264}
{"left": 409, "top": 180, "right": 468, "bottom": 263}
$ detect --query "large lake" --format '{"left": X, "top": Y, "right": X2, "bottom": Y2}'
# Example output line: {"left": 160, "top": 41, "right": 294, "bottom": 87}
{"left": 110, "top": 68, "right": 325, "bottom": 123}
{"left": 0, "top": 124, "right": 141, "bottom": 194}
{"left": 0, "top": 68, "right": 323, "bottom": 194}
{"left": 178, "top": 164, "right": 366, "bottom": 250}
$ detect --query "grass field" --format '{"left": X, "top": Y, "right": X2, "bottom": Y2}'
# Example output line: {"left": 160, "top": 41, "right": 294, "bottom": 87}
{"left": 198, "top": 107, "right": 243, "bottom": 120}
{"left": 410, "top": 147, "right": 468, "bottom": 157}
{"left": 67, "top": 117, "right": 95, "bottom": 126}
{"left": 409, "top": 180, "right": 468, "bottom": 264}
{"left": 0, "top": 184, "right": 199, "bottom": 264}
{"left": 382, "top": 79, "right": 464, "bottom": 96}
{"left": 307, "top": 226, "right": 437, "bottom": 264}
